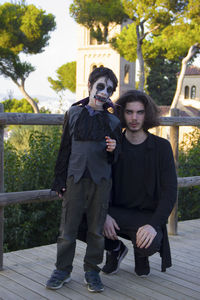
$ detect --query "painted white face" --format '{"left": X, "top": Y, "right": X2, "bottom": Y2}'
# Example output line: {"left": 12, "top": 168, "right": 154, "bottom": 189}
{"left": 89, "top": 76, "right": 114, "bottom": 108}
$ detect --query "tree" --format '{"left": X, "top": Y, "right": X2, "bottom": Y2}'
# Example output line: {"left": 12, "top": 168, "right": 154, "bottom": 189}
{"left": 146, "top": 57, "right": 180, "bottom": 105}
{"left": 48, "top": 61, "right": 76, "bottom": 94}
{"left": 2, "top": 97, "right": 34, "bottom": 113}
{"left": 0, "top": 2, "right": 56, "bottom": 113}
{"left": 171, "top": 43, "right": 200, "bottom": 109}
{"left": 178, "top": 128, "right": 200, "bottom": 221}
{"left": 70, "top": 0, "right": 125, "bottom": 43}
{"left": 70, "top": 0, "right": 200, "bottom": 93}
{"left": 2, "top": 97, "right": 51, "bottom": 151}
{"left": 4, "top": 126, "right": 62, "bottom": 251}
{"left": 2, "top": 97, "right": 51, "bottom": 114}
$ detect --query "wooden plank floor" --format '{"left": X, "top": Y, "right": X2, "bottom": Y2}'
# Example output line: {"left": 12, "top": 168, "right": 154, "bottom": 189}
{"left": 1, "top": 219, "right": 200, "bottom": 300}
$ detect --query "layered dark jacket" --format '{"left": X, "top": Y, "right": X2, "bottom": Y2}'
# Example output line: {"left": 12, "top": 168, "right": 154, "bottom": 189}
{"left": 110, "top": 132, "right": 178, "bottom": 272}
{"left": 52, "top": 99, "right": 121, "bottom": 193}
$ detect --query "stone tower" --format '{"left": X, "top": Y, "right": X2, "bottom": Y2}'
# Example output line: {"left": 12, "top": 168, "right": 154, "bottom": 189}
{"left": 76, "top": 21, "right": 136, "bottom": 101}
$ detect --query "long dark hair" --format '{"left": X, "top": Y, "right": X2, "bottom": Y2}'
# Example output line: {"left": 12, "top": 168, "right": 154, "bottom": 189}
{"left": 116, "top": 90, "right": 160, "bottom": 130}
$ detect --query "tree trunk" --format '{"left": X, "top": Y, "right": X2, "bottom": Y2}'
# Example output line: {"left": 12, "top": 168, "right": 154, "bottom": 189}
{"left": 13, "top": 79, "right": 40, "bottom": 113}
{"left": 136, "top": 25, "right": 145, "bottom": 91}
{"left": 18, "top": 85, "right": 40, "bottom": 113}
{"left": 170, "top": 43, "right": 200, "bottom": 110}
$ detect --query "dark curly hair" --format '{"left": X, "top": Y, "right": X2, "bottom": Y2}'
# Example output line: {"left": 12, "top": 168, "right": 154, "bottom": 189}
{"left": 88, "top": 67, "right": 118, "bottom": 93}
{"left": 116, "top": 89, "right": 160, "bottom": 130}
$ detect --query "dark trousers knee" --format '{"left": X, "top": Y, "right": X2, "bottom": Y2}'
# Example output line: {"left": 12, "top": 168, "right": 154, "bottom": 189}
{"left": 134, "top": 229, "right": 163, "bottom": 257}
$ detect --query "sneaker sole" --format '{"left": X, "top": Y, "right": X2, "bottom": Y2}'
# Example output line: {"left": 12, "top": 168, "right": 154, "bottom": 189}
{"left": 102, "top": 246, "right": 128, "bottom": 275}
{"left": 135, "top": 273, "right": 149, "bottom": 278}
{"left": 84, "top": 279, "right": 104, "bottom": 293}
{"left": 135, "top": 272, "right": 149, "bottom": 278}
{"left": 46, "top": 276, "right": 71, "bottom": 290}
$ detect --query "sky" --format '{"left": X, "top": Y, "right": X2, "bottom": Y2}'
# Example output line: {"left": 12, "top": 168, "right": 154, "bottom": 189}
{"left": 0, "top": 0, "right": 77, "bottom": 109}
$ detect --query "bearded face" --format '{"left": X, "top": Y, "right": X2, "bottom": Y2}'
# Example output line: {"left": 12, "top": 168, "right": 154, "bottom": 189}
{"left": 89, "top": 76, "right": 114, "bottom": 108}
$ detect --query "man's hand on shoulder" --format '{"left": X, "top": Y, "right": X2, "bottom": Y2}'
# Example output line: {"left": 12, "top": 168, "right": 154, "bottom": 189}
{"left": 103, "top": 214, "right": 120, "bottom": 240}
{"left": 136, "top": 224, "right": 157, "bottom": 249}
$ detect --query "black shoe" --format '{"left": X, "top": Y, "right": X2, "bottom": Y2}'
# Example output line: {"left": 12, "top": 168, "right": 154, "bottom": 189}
{"left": 134, "top": 251, "right": 150, "bottom": 277}
{"left": 84, "top": 270, "right": 104, "bottom": 292}
{"left": 46, "top": 269, "right": 71, "bottom": 289}
{"left": 102, "top": 241, "right": 128, "bottom": 274}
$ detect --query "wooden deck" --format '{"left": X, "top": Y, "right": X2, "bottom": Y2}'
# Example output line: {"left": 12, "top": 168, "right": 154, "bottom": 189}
{"left": 0, "top": 219, "right": 200, "bottom": 300}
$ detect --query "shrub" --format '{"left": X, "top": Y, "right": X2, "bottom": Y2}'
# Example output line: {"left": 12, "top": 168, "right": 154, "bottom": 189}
{"left": 178, "top": 128, "right": 200, "bottom": 221}
{"left": 4, "top": 126, "right": 63, "bottom": 251}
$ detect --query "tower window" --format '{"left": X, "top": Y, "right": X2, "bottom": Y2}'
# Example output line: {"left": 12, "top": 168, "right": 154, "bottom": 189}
{"left": 124, "top": 64, "right": 130, "bottom": 84}
{"left": 91, "top": 64, "right": 97, "bottom": 72}
{"left": 89, "top": 31, "right": 97, "bottom": 45}
{"left": 191, "top": 86, "right": 196, "bottom": 99}
{"left": 184, "top": 86, "right": 189, "bottom": 99}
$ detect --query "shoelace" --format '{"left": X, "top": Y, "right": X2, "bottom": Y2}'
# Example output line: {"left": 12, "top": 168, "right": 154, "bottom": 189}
{"left": 51, "top": 270, "right": 68, "bottom": 280}
{"left": 87, "top": 273, "right": 101, "bottom": 284}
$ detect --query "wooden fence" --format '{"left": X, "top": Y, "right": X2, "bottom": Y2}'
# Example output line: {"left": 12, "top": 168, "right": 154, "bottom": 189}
{"left": 0, "top": 103, "right": 200, "bottom": 270}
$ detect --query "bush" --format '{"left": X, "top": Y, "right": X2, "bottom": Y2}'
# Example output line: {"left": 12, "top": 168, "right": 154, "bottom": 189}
{"left": 4, "top": 126, "right": 63, "bottom": 252}
{"left": 178, "top": 128, "right": 200, "bottom": 221}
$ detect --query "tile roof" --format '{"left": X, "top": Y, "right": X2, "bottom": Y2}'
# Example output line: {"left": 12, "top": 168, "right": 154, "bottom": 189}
{"left": 159, "top": 105, "right": 200, "bottom": 117}
{"left": 177, "top": 65, "right": 200, "bottom": 76}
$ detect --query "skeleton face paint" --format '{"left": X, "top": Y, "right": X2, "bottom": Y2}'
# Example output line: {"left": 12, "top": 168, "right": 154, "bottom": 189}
{"left": 89, "top": 77, "right": 114, "bottom": 108}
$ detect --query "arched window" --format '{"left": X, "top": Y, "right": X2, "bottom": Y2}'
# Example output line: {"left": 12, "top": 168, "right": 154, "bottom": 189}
{"left": 184, "top": 86, "right": 189, "bottom": 99}
{"left": 99, "top": 64, "right": 104, "bottom": 68}
{"left": 89, "top": 31, "right": 97, "bottom": 45}
{"left": 91, "top": 64, "right": 97, "bottom": 72}
{"left": 191, "top": 86, "right": 196, "bottom": 99}
{"left": 124, "top": 64, "right": 130, "bottom": 84}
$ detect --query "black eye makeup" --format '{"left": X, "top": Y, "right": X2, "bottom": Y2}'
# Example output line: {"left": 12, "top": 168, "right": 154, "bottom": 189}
{"left": 107, "top": 86, "right": 113, "bottom": 94}
{"left": 96, "top": 83, "right": 105, "bottom": 91}
{"left": 96, "top": 83, "right": 113, "bottom": 95}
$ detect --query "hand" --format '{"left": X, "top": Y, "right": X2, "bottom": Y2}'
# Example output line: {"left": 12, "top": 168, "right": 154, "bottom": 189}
{"left": 103, "top": 214, "right": 120, "bottom": 240}
{"left": 136, "top": 224, "right": 157, "bottom": 249}
{"left": 56, "top": 188, "right": 66, "bottom": 198}
{"left": 105, "top": 136, "right": 116, "bottom": 152}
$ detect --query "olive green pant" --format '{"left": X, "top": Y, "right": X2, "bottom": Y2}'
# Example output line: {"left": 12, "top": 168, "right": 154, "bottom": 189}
{"left": 56, "top": 176, "right": 111, "bottom": 273}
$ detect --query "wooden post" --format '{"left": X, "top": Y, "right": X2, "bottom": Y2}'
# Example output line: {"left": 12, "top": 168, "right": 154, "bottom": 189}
{"left": 168, "top": 108, "right": 179, "bottom": 235}
{"left": 0, "top": 103, "right": 4, "bottom": 270}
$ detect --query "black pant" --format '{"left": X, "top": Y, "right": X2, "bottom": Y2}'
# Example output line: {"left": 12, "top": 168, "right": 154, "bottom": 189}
{"left": 104, "top": 228, "right": 162, "bottom": 257}
{"left": 78, "top": 206, "right": 163, "bottom": 258}
{"left": 56, "top": 176, "right": 111, "bottom": 273}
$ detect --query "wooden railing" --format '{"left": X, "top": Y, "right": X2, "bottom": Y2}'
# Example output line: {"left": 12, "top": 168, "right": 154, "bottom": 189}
{"left": 0, "top": 103, "right": 200, "bottom": 270}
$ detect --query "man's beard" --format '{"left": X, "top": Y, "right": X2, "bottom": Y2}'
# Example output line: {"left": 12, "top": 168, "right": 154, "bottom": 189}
{"left": 127, "top": 123, "right": 143, "bottom": 133}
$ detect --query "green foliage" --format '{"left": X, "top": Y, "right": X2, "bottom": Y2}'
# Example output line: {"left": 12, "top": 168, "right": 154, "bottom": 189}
{"left": 178, "top": 128, "right": 200, "bottom": 221}
{"left": 149, "top": 23, "right": 200, "bottom": 62}
{"left": 70, "top": 0, "right": 125, "bottom": 42}
{"left": 111, "top": 23, "right": 138, "bottom": 62}
{"left": 4, "top": 126, "right": 63, "bottom": 252}
{"left": 70, "top": 0, "right": 200, "bottom": 90}
{"left": 0, "top": 46, "right": 35, "bottom": 82}
{"left": 146, "top": 57, "right": 180, "bottom": 105}
{"left": 0, "top": 2, "right": 56, "bottom": 55}
{"left": 2, "top": 98, "right": 34, "bottom": 113}
{"left": 48, "top": 61, "right": 76, "bottom": 94}
{"left": 0, "top": 1, "right": 56, "bottom": 111}
{"left": 2, "top": 97, "right": 51, "bottom": 114}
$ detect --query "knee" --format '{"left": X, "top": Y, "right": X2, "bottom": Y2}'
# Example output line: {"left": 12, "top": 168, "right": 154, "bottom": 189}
{"left": 57, "top": 232, "right": 77, "bottom": 244}
{"left": 134, "top": 234, "right": 162, "bottom": 257}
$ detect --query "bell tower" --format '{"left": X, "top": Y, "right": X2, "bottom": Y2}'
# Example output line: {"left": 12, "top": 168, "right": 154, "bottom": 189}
{"left": 76, "top": 21, "right": 136, "bottom": 101}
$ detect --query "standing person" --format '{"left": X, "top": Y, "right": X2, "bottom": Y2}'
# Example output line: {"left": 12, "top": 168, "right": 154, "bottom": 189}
{"left": 46, "top": 67, "right": 121, "bottom": 292}
{"left": 101, "top": 89, "right": 177, "bottom": 277}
